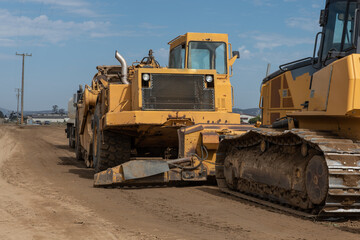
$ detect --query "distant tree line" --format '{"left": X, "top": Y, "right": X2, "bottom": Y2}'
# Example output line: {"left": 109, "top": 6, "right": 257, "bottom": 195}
{"left": 249, "top": 115, "right": 261, "bottom": 124}
{"left": 9, "top": 112, "right": 19, "bottom": 121}
{"left": 0, "top": 111, "right": 20, "bottom": 121}
{"left": 52, "top": 105, "right": 65, "bottom": 114}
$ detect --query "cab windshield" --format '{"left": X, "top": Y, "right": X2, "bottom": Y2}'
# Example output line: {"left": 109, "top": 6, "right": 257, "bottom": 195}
{"left": 188, "top": 42, "right": 227, "bottom": 74}
{"left": 322, "top": 0, "right": 357, "bottom": 60}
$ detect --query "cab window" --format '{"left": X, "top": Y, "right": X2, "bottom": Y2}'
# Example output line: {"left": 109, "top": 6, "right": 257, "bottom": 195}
{"left": 321, "top": 1, "right": 356, "bottom": 60}
{"left": 169, "top": 44, "right": 185, "bottom": 68}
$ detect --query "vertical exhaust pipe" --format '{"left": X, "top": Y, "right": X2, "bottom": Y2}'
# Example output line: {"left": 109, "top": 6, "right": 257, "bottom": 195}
{"left": 115, "top": 51, "right": 129, "bottom": 84}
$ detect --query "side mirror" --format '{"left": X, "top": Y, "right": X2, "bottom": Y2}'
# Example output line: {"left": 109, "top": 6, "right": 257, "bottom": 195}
{"left": 319, "top": 9, "right": 326, "bottom": 27}
{"left": 232, "top": 51, "right": 240, "bottom": 59}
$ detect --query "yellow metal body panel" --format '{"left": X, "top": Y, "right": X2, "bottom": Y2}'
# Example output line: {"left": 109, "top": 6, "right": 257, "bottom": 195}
{"left": 201, "top": 132, "right": 219, "bottom": 150}
{"left": 105, "top": 111, "right": 240, "bottom": 127}
{"left": 261, "top": 53, "right": 360, "bottom": 141}
{"left": 79, "top": 113, "right": 93, "bottom": 157}
{"left": 280, "top": 54, "right": 360, "bottom": 140}
{"left": 293, "top": 116, "right": 360, "bottom": 140}
{"left": 307, "top": 55, "right": 359, "bottom": 115}
{"left": 261, "top": 71, "right": 310, "bottom": 125}
{"left": 308, "top": 65, "right": 333, "bottom": 111}
{"left": 84, "top": 87, "right": 98, "bottom": 110}
{"left": 291, "top": 54, "right": 360, "bottom": 116}
{"left": 108, "top": 84, "right": 131, "bottom": 112}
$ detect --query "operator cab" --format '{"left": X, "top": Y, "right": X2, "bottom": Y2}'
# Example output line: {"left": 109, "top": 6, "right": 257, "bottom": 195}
{"left": 317, "top": 0, "right": 360, "bottom": 66}
{"left": 168, "top": 33, "right": 239, "bottom": 76}
{"left": 263, "top": 0, "right": 360, "bottom": 83}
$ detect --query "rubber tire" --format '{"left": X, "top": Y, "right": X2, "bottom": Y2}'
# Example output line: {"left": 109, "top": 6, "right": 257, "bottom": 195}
{"left": 69, "top": 125, "right": 75, "bottom": 148}
{"left": 93, "top": 106, "right": 131, "bottom": 173}
{"left": 75, "top": 111, "right": 83, "bottom": 161}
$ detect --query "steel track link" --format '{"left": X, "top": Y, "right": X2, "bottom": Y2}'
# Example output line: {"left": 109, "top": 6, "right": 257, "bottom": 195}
{"left": 218, "top": 187, "right": 316, "bottom": 218}
{"left": 216, "top": 128, "right": 360, "bottom": 217}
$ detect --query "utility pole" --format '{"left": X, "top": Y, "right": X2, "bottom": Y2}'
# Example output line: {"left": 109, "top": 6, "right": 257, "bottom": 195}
{"left": 15, "top": 88, "right": 20, "bottom": 124}
{"left": 16, "top": 52, "right": 32, "bottom": 124}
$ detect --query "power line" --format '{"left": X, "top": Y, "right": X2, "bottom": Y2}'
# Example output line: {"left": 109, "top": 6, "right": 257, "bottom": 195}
{"left": 16, "top": 52, "right": 32, "bottom": 125}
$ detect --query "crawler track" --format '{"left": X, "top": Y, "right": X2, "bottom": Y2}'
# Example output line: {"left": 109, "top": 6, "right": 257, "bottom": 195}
{"left": 216, "top": 128, "right": 360, "bottom": 218}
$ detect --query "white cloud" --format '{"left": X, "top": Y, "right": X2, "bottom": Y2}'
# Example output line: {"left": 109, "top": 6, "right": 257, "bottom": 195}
{"left": 238, "top": 45, "right": 252, "bottom": 59}
{"left": 240, "top": 32, "right": 313, "bottom": 50}
{"left": 90, "top": 31, "right": 142, "bottom": 38}
{"left": 23, "top": 0, "right": 87, "bottom": 7}
{"left": 252, "top": 0, "right": 272, "bottom": 6}
{"left": 19, "top": 0, "right": 95, "bottom": 16}
{"left": 139, "top": 22, "right": 167, "bottom": 30}
{"left": 0, "top": 53, "right": 18, "bottom": 60}
{"left": 0, "top": 38, "right": 16, "bottom": 47}
{"left": 90, "top": 23, "right": 167, "bottom": 38}
{"left": 0, "top": 8, "right": 109, "bottom": 45}
{"left": 153, "top": 47, "right": 168, "bottom": 65}
{"left": 255, "top": 34, "right": 313, "bottom": 50}
{"left": 286, "top": 17, "right": 320, "bottom": 32}
{"left": 240, "top": 0, "right": 272, "bottom": 6}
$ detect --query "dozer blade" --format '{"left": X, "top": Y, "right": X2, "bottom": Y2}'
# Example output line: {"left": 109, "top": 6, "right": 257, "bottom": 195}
{"left": 122, "top": 160, "right": 170, "bottom": 180}
{"left": 94, "top": 160, "right": 170, "bottom": 186}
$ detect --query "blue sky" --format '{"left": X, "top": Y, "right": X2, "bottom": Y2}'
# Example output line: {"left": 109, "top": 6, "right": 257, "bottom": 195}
{"left": 0, "top": 0, "right": 324, "bottom": 111}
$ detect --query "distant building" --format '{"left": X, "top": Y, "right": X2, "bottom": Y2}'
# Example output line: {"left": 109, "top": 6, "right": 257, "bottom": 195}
{"left": 240, "top": 114, "right": 256, "bottom": 124}
{"left": 28, "top": 113, "right": 69, "bottom": 124}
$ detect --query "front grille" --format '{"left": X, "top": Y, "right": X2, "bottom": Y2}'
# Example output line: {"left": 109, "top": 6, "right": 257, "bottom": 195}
{"left": 142, "top": 74, "right": 214, "bottom": 111}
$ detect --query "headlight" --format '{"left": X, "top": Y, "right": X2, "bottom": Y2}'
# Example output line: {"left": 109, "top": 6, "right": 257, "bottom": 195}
{"left": 205, "top": 75, "right": 213, "bottom": 83}
{"left": 142, "top": 73, "right": 150, "bottom": 81}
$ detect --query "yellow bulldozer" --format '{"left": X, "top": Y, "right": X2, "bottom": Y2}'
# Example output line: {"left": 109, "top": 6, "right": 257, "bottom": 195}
{"left": 216, "top": 0, "right": 360, "bottom": 217}
{"left": 73, "top": 32, "right": 251, "bottom": 186}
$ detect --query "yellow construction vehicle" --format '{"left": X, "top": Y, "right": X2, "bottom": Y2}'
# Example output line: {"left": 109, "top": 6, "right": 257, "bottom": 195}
{"left": 216, "top": 0, "right": 360, "bottom": 217}
{"left": 74, "top": 33, "right": 251, "bottom": 186}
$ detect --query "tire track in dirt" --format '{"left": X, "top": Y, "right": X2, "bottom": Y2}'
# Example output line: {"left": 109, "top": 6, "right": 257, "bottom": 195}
{"left": 1, "top": 125, "right": 360, "bottom": 240}
{"left": 0, "top": 126, "right": 150, "bottom": 240}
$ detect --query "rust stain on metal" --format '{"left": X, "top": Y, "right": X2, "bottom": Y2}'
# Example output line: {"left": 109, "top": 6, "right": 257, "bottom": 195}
{"left": 341, "top": 198, "right": 356, "bottom": 206}
{"left": 343, "top": 175, "right": 359, "bottom": 187}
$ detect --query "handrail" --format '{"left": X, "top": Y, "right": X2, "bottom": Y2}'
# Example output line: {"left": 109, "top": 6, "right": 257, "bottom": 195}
{"left": 312, "top": 32, "right": 324, "bottom": 68}
{"left": 279, "top": 57, "right": 313, "bottom": 72}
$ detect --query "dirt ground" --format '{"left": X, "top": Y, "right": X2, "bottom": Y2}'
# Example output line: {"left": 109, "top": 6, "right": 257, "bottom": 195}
{"left": 0, "top": 125, "right": 359, "bottom": 240}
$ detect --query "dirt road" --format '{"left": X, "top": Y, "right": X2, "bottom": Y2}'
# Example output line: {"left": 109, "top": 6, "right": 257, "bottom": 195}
{"left": 0, "top": 125, "right": 359, "bottom": 240}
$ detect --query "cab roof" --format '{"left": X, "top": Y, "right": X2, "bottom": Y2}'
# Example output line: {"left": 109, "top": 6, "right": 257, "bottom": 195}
{"left": 168, "top": 32, "right": 229, "bottom": 50}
